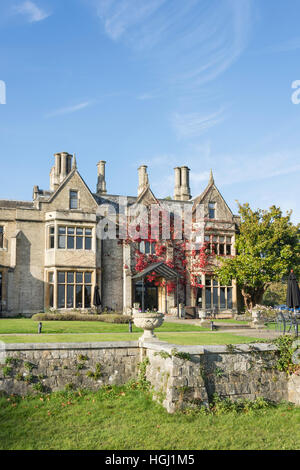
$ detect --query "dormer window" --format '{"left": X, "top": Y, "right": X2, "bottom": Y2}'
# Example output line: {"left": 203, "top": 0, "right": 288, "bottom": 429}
{"left": 208, "top": 202, "right": 215, "bottom": 219}
{"left": 70, "top": 190, "right": 78, "bottom": 209}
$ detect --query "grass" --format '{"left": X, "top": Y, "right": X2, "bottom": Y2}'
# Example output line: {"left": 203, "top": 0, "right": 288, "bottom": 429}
{"left": 214, "top": 319, "right": 250, "bottom": 324}
{"left": 0, "top": 318, "right": 209, "bottom": 334}
{"left": 0, "top": 387, "right": 299, "bottom": 450}
{"left": 0, "top": 331, "right": 262, "bottom": 345}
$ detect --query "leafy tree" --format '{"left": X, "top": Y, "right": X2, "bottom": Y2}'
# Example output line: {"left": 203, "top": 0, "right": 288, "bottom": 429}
{"left": 215, "top": 203, "right": 300, "bottom": 311}
{"left": 262, "top": 282, "right": 287, "bottom": 307}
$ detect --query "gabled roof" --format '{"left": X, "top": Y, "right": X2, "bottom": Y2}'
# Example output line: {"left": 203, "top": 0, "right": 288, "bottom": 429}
{"left": 46, "top": 168, "right": 98, "bottom": 207}
{"left": 135, "top": 184, "right": 159, "bottom": 206}
{"left": 132, "top": 261, "right": 179, "bottom": 280}
{"left": 192, "top": 170, "right": 233, "bottom": 216}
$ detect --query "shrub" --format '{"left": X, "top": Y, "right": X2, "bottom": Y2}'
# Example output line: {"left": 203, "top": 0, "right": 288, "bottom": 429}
{"left": 32, "top": 313, "right": 132, "bottom": 324}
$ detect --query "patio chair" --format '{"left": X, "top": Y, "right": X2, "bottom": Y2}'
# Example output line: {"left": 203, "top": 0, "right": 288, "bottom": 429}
{"left": 276, "top": 311, "right": 299, "bottom": 336}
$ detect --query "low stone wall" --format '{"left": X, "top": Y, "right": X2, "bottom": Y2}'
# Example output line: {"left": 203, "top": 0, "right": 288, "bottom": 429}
{"left": 143, "top": 342, "right": 290, "bottom": 412}
{"left": 0, "top": 340, "right": 299, "bottom": 413}
{"left": 0, "top": 342, "right": 140, "bottom": 395}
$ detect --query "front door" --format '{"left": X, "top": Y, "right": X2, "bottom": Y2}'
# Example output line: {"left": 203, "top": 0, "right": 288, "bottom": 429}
{"left": 134, "top": 281, "right": 158, "bottom": 311}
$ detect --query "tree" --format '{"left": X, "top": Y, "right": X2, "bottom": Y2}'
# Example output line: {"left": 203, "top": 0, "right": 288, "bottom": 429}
{"left": 215, "top": 203, "right": 300, "bottom": 311}
{"left": 262, "top": 282, "right": 287, "bottom": 307}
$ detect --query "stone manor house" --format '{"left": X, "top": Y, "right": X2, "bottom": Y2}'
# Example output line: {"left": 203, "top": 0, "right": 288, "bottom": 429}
{"left": 0, "top": 152, "right": 241, "bottom": 317}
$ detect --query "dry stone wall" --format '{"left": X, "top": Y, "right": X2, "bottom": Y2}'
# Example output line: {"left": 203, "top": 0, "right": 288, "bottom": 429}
{"left": 0, "top": 341, "right": 299, "bottom": 413}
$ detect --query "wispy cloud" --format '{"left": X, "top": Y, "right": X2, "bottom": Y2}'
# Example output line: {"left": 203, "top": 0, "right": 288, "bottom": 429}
{"left": 13, "top": 1, "right": 50, "bottom": 23}
{"left": 211, "top": 150, "right": 300, "bottom": 187}
{"left": 91, "top": 0, "right": 253, "bottom": 88}
{"left": 95, "top": 0, "right": 166, "bottom": 41}
{"left": 45, "top": 101, "right": 92, "bottom": 118}
{"left": 171, "top": 108, "right": 226, "bottom": 139}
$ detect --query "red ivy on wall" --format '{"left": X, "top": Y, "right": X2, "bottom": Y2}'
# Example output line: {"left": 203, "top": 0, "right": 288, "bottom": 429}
{"left": 120, "top": 209, "right": 211, "bottom": 294}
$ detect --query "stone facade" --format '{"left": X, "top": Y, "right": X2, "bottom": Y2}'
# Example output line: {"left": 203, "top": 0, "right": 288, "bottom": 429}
{"left": 0, "top": 152, "right": 240, "bottom": 316}
{"left": 0, "top": 341, "right": 298, "bottom": 413}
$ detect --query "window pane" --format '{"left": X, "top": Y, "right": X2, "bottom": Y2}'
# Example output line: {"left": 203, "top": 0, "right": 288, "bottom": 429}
{"left": 76, "top": 272, "right": 83, "bottom": 284}
{"left": 70, "top": 191, "right": 78, "bottom": 209}
{"left": 48, "top": 272, "right": 54, "bottom": 283}
{"left": 205, "top": 288, "right": 211, "bottom": 308}
{"left": 209, "top": 209, "right": 215, "bottom": 219}
{"left": 0, "top": 226, "right": 3, "bottom": 248}
{"left": 67, "top": 227, "right": 75, "bottom": 234}
{"left": 76, "top": 285, "right": 83, "bottom": 308}
{"left": 67, "top": 272, "right": 74, "bottom": 284}
{"left": 205, "top": 278, "right": 211, "bottom": 287}
{"left": 67, "top": 285, "right": 74, "bottom": 308}
{"left": 219, "top": 244, "right": 224, "bottom": 255}
{"left": 84, "top": 286, "right": 91, "bottom": 308}
{"left": 85, "top": 228, "right": 92, "bottom": 236}
{"left": 85, "top": 272, "right": 92, "bottom": 284}
{"left": 85, "top": 237, "right": 92, "bottom": 250}
{"left": 49, "top": 285, "right": 54, "bottom": 308}
{"left": 58, "top": 227, "right": 66, "bottom": 234}
{"left": 227, "top": 288, "right": 232, "bottom": 309}
{"left": 58, "top": 285, "right": 65, "bottom": 308}
{"left": 145, "top": 241, "right": 150, "bottom": 254}
{"left": 139, "top": 241, "right": 145, "bottom": 253}
{"left": 67, "top": 236, "right": 74, "bottom": 249}
{"left": 213, "top": 287, "right": 218, "bottom": 308}
{"left": 50, "top": 235, "right": 55, "bottom": 249}
{"left": 58, "top": 272, "right": 65, "bottom": 283}
{"left": 58, "top": 235, "right": 65, "bottom": 249}
{"left": 197, "top": 287, "right": 203, "bottom": 307}
{"left": 220, "top": 287, "right": 226, "bottom": 309}
{"left": 76, "top": 236, "right": 83, "bottom": 249}
{"left": 226, "top": 245, "right": 231, "bottom": 255}
{"left": 76, "top": 228, "right": 83, "bottom": 235}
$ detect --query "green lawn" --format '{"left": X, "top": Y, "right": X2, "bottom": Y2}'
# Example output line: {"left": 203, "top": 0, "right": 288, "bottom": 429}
{"left": 0, "top": 388, "right": 299, "bottom": 450}
{"left": 0, "top": 331, "right": 262, "bottom": 345}
{"left": 214, "top": 319, "right": 250, "bottom": 324}
{"left": 0, "top": 317, "right": 263, "bottom": 345}
{"left": 0, "top": 318, "right": 209, "bottom": 334}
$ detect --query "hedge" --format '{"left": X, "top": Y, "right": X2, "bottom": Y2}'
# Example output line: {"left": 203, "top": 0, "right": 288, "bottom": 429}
{"left": 31, "top": 313, "right": 132, "bottom": 324}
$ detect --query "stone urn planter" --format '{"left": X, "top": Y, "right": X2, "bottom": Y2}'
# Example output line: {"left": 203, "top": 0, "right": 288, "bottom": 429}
{"left": 198, "top": 309, "right": 211, "bottom": 327}
{"left": 251, "top": 308, "right": 264, "bottom": 328}
{"left": 133, "top": 312, "right": 164, "bottom": 342}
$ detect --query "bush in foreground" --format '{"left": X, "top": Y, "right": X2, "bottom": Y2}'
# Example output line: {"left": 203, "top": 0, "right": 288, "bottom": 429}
{"left": 32, "top": 313, "right": 132, "bottom": 324}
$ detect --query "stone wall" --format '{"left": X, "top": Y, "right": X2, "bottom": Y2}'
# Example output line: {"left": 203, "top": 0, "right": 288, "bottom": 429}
{"left": 143, "top": 342, "right": 290, "bottom": 412}
{"left": 0, "top": 342, "right": 140, "bottom": 395}
{"left": 101, "top": 239, "right": 124, "bottom": 311}
{"left": 0, "top": 341, "right": 299, "bottom": 413}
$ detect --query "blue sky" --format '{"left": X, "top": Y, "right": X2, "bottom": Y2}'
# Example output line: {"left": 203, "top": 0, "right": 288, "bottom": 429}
{"left": 0, "top": 0, "right": 299, "bottom": 222}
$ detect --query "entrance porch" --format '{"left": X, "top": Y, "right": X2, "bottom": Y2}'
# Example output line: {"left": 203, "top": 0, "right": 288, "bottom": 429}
{"left": 132, "top": 262, "right": 180, "bottom": 316}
